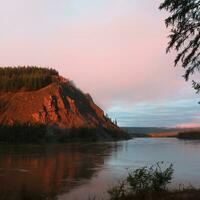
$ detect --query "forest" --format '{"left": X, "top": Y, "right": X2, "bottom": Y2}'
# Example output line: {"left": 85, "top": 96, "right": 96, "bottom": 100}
{"left": 0, "top": 66, "right": 59, "bottom": 91}
{"left": 0, "top": 124, "right": 48, "bottom": 143}
{"left": 0, "top": 123, "right": 129, "bottom": 143}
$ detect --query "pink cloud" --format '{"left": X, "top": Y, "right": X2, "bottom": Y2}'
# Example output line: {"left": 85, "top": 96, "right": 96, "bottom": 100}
{"left": 176, "top": 123, "right": 200, "bottom": 129}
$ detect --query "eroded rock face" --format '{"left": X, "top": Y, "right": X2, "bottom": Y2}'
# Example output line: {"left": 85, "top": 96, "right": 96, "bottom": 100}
{"left": 0, "top": 77, "right": 123, "bottom": 136}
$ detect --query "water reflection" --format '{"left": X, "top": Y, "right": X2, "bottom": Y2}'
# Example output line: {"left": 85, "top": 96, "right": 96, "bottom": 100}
{"left": 0, "top": 143, "right": 121, "bottom": 200}
{"left": 2, "top": 138, "right": 200, "bottom": 200}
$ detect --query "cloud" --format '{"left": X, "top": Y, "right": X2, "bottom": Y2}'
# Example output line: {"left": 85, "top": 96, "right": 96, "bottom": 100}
{"left": 176, "top": 122, "right": 200, "bottom": 128}
{"left": 107, "top": 98, "right": 200, "bottom": 127}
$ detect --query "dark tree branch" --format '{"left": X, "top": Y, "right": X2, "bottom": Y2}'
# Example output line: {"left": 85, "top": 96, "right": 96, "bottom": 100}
{"left": 160, "top": 0, "right": 200, "bottom": 93}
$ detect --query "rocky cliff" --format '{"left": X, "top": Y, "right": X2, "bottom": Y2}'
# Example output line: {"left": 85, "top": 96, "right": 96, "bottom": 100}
{"left": 0, "top": 75, "right": 127, "bottom": 139}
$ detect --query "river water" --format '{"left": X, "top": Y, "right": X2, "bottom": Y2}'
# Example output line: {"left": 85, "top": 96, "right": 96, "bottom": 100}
{"left": 1, "top": 138, "right": 200, "bottom": 200}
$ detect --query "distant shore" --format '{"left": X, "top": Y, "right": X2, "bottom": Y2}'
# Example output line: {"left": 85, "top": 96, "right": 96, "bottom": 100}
{"left": 148, "top": 131, "right": 200, "bottom": 140}
{"left": 148, "top": 131, "right": 178, "bottom": 138}
{"left": 130, "top": 130, "right": 200, "bottom": 140}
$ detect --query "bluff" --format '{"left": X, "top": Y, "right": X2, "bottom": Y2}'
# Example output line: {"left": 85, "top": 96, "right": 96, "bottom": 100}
{"left": 0, "top": 67, "right": 127, "bottom": 141}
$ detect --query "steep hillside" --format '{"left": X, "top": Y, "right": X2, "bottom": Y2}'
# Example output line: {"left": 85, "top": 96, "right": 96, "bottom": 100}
{"left": 0, "top": 68, "right": 127, "bottom": 141}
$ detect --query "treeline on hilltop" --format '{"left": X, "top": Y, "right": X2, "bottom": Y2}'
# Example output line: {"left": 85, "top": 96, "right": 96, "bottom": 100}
{"left": 0, "top": 66, "right": 59, "bottom": 92}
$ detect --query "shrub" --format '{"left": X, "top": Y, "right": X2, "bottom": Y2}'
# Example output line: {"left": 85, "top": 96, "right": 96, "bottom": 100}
{"left": 127, "top": 162, "right": 173, "bottom": 194}
{"left": 108, "top": 181, "right": 128, "bottom": 200}
{"left": 108, "top": 162, "right": 174, "bottom": 200}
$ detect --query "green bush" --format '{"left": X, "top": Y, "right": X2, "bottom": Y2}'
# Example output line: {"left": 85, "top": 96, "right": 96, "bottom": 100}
{"left": 108, "top": 162, "right": 174, "bottom": 200}
{"left": 128, "top": 162, "right": 173, "bottom": 193}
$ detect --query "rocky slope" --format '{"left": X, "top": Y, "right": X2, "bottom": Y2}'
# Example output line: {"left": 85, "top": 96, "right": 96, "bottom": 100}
{"left": 0, "top": 75, "right": 127, "bottom": 139}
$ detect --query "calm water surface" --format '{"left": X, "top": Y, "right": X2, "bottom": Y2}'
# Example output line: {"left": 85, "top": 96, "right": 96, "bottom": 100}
{"left": 1, "top": 138, "right": 200, "bottom": 200}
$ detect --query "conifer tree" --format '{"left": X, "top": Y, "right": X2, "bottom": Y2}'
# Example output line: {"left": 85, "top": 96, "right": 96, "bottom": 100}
{"left": 160, "top": 0, "right": 200, "bottom": 92}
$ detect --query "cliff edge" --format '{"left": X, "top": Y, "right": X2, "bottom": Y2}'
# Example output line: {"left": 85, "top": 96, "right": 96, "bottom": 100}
{"left": 0, "top": 68, "right": 127, "bottom": 140}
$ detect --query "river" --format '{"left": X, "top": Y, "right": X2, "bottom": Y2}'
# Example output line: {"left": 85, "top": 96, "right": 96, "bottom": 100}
{"left": 1, "top": 138, "right": 200, "bottom": 200}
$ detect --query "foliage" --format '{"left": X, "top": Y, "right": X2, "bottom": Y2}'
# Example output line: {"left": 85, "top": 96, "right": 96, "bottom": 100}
{"left": 127, "top": 162, "right": 173, "bottom": 193}
{"left": 91, "top": 163, "right": 200, "bottom": 200}
{"left": 0, "top": 124, "right": 48, "bottom": 143}
{"left": 0, "top": 125, "right": 101, "bottom": 143}
{"left": 0, "top": 125, "right": 127, "bottom": 143}
{"left": 108, "top": 162, "right": 173, "bottom": 200}
{"left": 159, "top": 0, "right": 200, "bottom": 93}
{"left": 178, "top": 131, "right": 200, "bottom": 139}
{"left": 108, "top": 181, "right": 128, "bottom": 200}
{"left": 58, "top": 128, "right": 99, "bottom": 142}
{"left": 0, "top": 66, "right": 58, "bottom": 92}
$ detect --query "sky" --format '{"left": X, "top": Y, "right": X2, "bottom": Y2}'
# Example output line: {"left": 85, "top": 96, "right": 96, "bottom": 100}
{"left": 0, "top": 0, "right": 200, "bottom": 127}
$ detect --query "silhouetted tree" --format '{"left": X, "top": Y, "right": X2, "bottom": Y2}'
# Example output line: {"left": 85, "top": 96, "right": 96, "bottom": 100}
{"left": 159, "top": 0, "right": 200, "bottom": 92}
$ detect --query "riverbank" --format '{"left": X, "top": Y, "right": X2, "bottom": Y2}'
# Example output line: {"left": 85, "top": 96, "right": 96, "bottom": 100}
{"left": 148, "top": 132, "right": 178, "bottom": 138}
{"left": 100, "top": 163, "right": 200, "bottom": 200}
{"left": 123, "top": 127, "right": 200, "bottom": 139}
{"left": 102, "top": 188, "right": 200, "bottom": 200}
{"left": 177, "top": 131, "right": 200, "bottom": 140}
{"left": 107, "top": 188, "right": 200, "bottom": 200}
{"left": 147, "top": 131, "right": 200, "bottom": 140}
{"left": 0, "top": 124, "right": 129, "bottom": 143}
{"left": 131, "top": 131, "right": 200, "bottom": 140}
